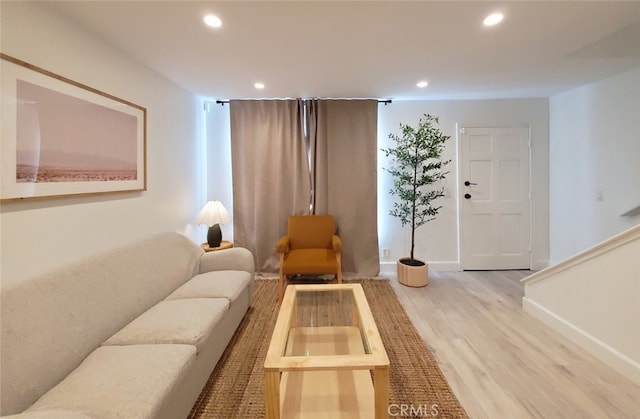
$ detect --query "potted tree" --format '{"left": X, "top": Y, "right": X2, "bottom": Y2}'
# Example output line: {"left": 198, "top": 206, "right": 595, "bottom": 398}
{"left": 382, "top": 113, "right": 450, "bottom": 287}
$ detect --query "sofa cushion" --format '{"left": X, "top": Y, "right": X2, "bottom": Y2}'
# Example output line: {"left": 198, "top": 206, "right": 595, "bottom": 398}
{"left": 26, "top": 345, "right": 195, "bottom": 418}
{"left": 2, "top": 411, "right": 93, "bottom": 419}
{"left": 165, "top": 270, "right": 253, "bottom": 303}
{"left": 103, "top": 298, "right": 228, "bottom": 351}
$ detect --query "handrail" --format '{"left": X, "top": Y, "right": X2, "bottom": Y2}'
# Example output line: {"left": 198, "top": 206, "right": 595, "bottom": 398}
{"left": 522, "top": 224, "right": 640, "bottom": 285}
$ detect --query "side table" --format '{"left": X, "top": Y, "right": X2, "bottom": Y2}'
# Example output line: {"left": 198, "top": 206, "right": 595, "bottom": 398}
{"left": 201, "top": 240, "right": 233, "bottom": 252}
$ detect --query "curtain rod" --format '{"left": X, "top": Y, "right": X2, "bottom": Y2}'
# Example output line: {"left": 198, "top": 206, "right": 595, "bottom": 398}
{"left": 215, "top": 99, "right": 392, "bottom": 106}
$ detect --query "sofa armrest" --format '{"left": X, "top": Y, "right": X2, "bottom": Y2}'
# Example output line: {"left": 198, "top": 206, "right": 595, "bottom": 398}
{"left": 199, "top": 247, "right": 255, "bottom": 275}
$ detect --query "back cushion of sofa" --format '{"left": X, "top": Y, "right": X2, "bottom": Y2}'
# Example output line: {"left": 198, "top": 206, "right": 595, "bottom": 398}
{"left": 0, "top": 232, "right": 202, "bottom": 415}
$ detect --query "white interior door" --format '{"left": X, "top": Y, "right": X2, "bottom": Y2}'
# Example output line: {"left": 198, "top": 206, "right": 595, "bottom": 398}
{"left": 460, "top": 126, "right": 531, "bottom": 270}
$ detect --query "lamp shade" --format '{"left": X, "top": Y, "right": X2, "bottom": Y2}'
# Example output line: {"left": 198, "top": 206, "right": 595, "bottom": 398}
{"left": 195, "top": 201, "right": 231, "bottom": 226}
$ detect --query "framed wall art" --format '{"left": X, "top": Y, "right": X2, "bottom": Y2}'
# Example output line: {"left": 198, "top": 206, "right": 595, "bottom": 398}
{"left": 1, "top": 53, "right": 147, "bottom": 201}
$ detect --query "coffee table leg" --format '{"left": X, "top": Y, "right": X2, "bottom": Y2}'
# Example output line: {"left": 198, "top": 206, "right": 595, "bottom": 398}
{"left": 265, "top": 370, "right": 280, "bottom": 419}
{"left": 374, "top": 366, "right": 389, "bottom": 419}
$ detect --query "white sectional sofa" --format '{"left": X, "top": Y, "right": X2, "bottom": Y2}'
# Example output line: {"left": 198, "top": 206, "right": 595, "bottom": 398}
{"left": 0, "top": 232, "right": 255, "bottom": 419}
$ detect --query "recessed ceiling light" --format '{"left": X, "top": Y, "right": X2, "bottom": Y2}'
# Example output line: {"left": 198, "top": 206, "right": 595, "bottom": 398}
{"left": 416, "top": 81, "right": 428, "bottom": 88}
{"left": 254, "top": 82, "right": 265, "bottom": 89}
{"left": 203, "top": 14, "right": 222, "bottom": 28}
{"left": 483, "top": 12, "right": 504, "bottom": 26}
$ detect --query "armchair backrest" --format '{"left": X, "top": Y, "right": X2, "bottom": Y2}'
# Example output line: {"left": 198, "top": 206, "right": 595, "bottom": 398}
{"left": 288, "top": 215, "right": 336, "bottom": 250}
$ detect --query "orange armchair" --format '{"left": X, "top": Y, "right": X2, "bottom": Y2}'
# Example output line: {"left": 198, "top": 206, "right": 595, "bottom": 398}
{"left": 276, "top": 215, "right": 343, "bottom": 303}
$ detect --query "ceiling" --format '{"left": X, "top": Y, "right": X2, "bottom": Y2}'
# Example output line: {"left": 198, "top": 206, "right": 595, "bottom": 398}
{"left": 49, "top": 1, "right": 640, "bottom": 101}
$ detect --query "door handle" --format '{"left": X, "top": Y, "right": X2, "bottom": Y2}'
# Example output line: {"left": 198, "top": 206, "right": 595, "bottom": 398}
{"left": 464, "top": 193, "right": 472, "bottom": 199}
{"left": 464, "top": 181, "right": 477, "bottom": 186}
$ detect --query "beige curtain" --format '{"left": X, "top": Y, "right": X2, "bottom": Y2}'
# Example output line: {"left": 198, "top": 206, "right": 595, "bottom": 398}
{"left": 230, "top": 100, "right": 311, "bottom": 272}
{"left": 307, "top": 99, "right": 380, "bottom": 276}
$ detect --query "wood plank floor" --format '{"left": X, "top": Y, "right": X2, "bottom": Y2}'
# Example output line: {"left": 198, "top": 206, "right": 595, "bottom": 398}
{"left": 388, "top": 270, "right": 640, "bottom": 419}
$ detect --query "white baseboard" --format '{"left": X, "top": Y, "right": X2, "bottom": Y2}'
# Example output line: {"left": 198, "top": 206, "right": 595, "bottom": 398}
{"left": 531, "top": 259, "right": 550, "bottom": 271}
{"left": 379, "top": 261, "right": 462, "bottom": 274}
{"left": 429, "top": 261, "right": 462, "bottom": 271}
{"left": 379, "top": 262, "right": 396, "bottom": 275}
{"left": 522, "top": 297, "right": 640, "bottom": 386}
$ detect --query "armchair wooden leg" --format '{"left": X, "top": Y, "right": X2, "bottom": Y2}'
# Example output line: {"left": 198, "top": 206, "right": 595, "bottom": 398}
{"left": 336, "top": 253, "right": 342, "bottom": 285}
{"left": 278, "top": 274, "right": 284, "bottom": 304}
{"left": 278, "top": 254, "right": 285, "bottom": 304}
{"left": 337, "top": 253, "right": 343, "bottom": 303}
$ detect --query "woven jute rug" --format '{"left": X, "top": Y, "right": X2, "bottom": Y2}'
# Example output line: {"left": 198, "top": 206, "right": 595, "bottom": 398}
{"left": 188, "top": 279, "right": 468, "bottom": 418}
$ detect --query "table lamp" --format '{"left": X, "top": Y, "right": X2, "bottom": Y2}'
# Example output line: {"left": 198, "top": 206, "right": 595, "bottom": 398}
{"left": 195, "top": 200, "right": 232, "bottom": 247}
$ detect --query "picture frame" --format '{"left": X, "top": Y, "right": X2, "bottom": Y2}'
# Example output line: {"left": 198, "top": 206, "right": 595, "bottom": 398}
{"left": 1, "top": 53, "right": 147, "bottom": 201}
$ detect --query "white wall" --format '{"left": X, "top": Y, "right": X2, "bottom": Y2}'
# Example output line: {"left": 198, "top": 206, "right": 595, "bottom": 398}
{"left": 204, "top": 102, "right": 234, "bottom": 242}
{"left": 378, "top": 99, "right": 549, "bottom": 272}
{"left": 549, "top": 67, "right": 640, "bottom": 263}
{"left": 523, "top": 225, "right": 640, "bottom": 385}
{"left": 0, "top": 2, "right": 205, "bottom": 285}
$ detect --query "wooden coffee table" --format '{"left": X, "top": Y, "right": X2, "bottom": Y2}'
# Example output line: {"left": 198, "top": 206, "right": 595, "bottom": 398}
{"left": 264, "top": 283, "right": 389, "bottom": 419}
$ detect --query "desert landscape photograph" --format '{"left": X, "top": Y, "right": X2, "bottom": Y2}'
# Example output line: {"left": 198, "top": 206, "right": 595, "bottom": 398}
{"left": 15, "top": 79, "right": 138, "bottom": 183}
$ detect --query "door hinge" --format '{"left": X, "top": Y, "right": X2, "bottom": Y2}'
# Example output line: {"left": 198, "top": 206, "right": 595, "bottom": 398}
{"left": 460, "top": 127, "right": 466, "bottom": 135}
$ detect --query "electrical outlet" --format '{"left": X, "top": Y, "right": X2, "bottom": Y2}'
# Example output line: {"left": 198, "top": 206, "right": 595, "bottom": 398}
{"left": 382, "top": 248, "right": 390, "bottom": 258}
